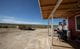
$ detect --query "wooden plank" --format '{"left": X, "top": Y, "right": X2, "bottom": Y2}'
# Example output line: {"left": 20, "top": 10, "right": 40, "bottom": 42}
{"left": 41, "top": 2, "right": 77, "bottom": 7}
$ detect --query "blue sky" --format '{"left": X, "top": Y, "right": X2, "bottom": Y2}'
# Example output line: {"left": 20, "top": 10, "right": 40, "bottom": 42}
{"left": 0, "top": 0, "right": 64, "bottom": 25}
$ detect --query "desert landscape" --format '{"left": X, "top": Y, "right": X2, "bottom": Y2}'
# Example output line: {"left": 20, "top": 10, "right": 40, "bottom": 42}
{"left": 0, "top": 28, "right": 51, "bottom": 49}
{"left": 0, "top": 28, "right": 74, "bottom": 49}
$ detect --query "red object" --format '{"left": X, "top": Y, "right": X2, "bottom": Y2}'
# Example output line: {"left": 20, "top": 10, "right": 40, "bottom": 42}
{"left": 68, "top": 14, "right": 80, "bottom": 40}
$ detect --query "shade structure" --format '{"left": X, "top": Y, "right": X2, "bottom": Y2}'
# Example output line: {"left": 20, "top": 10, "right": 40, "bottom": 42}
{"left": 39, "top": 0, "right": 80, "bottom": 19}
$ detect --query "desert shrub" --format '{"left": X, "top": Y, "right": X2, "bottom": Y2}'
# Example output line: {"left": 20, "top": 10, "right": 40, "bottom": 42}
{"left": 2, "top": 26, "right": 8, "bottom": 28}
{"left": 0, "top": 26, "right": 2, "bottom": 28}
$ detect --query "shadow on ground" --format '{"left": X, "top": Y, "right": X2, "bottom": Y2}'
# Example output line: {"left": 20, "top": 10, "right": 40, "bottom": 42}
{"left": 65, "top": 40, "right": 80, "bottom": 49}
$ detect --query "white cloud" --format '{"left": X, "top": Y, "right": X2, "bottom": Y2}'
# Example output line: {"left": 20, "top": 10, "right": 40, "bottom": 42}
{"left": 0, "top": 16, "right": 43, "bottom": 24}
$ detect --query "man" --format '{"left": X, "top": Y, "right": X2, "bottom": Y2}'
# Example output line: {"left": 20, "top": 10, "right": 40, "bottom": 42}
{"left": 62, "top": 23, "right": 68, "bottom": 41}
{"left": 63, "top": 20, "right": 66, "bottom": 25}
{"left": 57, "top": 22, "right": 63, "bottom": 40}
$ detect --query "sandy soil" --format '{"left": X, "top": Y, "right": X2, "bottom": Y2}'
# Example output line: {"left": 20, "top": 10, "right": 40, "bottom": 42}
{"left": 0, "top": 28, "right": 50, "bottom": 49}
{"left": 0, "top": 28, "right": 73, "bottom": 49}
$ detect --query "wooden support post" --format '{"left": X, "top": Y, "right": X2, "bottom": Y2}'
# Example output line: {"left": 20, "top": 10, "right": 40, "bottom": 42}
{"left": 48, "top": 18, "right": 51, "bottom": 36}
{"left": 48, "top": 0, "right": 63, "bottom": 49}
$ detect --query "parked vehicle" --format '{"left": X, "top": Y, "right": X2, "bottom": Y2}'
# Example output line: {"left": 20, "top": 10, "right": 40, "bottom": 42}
{"left": 19, "top": 25, "right": 35, "bottom": 30}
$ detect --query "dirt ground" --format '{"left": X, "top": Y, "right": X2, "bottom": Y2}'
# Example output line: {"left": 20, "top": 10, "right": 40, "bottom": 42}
{"left": 0, "top": 28, "right": 73, "bottom": 49}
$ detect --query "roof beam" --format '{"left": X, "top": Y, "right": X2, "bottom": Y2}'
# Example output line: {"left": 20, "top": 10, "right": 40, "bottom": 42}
{"left": 42, "top": 8, "right": 80, "bottom": 11}
{"left": 41, "top": 1, "right": 77, "bottom": 7}
{"left": 49, "top": 0, "right": 63, "bottom": 18}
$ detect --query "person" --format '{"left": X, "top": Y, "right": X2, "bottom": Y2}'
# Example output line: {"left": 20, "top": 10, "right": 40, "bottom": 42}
{"left": 62, "top": 23, "right": 68, "bottom": 41}
{"left": 63, "top": 20, "right": 66, "bottom": 25}
{"left": 57, "top": 22, "right": 63, "bottom": 40}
